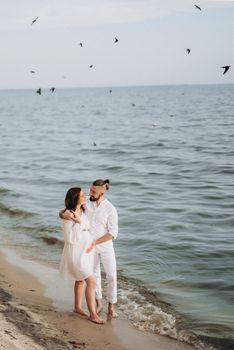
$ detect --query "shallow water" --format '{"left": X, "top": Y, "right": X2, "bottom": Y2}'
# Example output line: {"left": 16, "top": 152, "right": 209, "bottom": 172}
{"left": 0, "top": 85, "right": 234, "bottom": 349}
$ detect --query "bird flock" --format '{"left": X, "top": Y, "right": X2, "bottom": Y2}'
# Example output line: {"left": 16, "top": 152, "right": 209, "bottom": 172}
{"left": 30, "top": 4, "right": 231, "bottom": 96}
{"left": 30, "top": 15, "right": 119, "bottom": 96}
{"left": 186, "top": 5, "right": 230, "bottom": 75}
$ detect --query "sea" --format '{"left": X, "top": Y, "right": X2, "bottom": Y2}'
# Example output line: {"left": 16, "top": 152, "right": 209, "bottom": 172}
{"left": 0, "top": 84, "right": 233, "bottom": 350}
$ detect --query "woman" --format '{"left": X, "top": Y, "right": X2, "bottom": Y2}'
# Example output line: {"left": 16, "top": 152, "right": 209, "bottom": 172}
{"left": 59, "top": 187, "right": 105, "bottom": 324}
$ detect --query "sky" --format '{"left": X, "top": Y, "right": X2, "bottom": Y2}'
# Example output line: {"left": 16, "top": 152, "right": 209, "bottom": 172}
{"left": 0, "top": 0, "right": 234, "bottom": 89}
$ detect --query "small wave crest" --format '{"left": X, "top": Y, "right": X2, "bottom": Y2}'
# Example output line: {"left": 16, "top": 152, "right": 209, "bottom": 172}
{"left": 117, "top": 274, "right": 217, "bottom": 350}
{"left": 41, "top": 235, "right": 63, "bottom": 246}
{"left": 0, "top": 187, "right": 11, "bottom": 195}
{"left": 0, "top": 203, "right": 33, "bottom": 218}
{"left": 0, "top": 187, "right": 19, "bottom": 197}
{"left": 15, "top": 223, "right": 63, "bottom": 246}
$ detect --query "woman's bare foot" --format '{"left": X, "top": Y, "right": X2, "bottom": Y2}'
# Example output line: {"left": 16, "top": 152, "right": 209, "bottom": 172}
{"left": 96, "top": 304, "right": 102, "bottom": 315}
{"left": 96, "top": 299, "right": 102, "bottom": 315}
{"left": 73, "top": 308, "right": 88, "bottom": 317}
{"left": 88, "top": 315, "right": 106, "bottom": 324}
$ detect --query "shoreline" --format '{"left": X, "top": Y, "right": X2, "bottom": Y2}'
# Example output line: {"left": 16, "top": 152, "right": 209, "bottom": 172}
{"left": 0, "top": 247, "right": 194, "bottom": 350}
{"left": 0, "top": 247, "right": 124, "bottom": 350}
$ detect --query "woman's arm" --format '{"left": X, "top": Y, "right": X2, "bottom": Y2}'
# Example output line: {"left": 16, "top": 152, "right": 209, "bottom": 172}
{"left": 62, "top": 219, "right": 82, "bottom": 244}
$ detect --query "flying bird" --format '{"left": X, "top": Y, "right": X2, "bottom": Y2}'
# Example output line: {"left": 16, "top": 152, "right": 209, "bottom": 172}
{"left": 132, "top": 103, "right": 135, "bottom": 107}
{"left": 79, "top": 42, "right": 83, "bottom": 47}
{"left": 93, "top": 142, "right": 97, "bottom": 146}
{"left": 109, "top": 89, "right": 112, "bottom": 93}
{"left": 50, "top": 87, "right": 55, "bottom": 93}
{"left": 36, "top": 88, "right": 41, "bottom": 95}
{"left": 31, "top": 17, "right": 39, "bottom": 26}
{"left": 89, "top": 65, "right": 93, "bottom": 68}
{"left": 186, "top": 48, "right": 191, "bottom": 55}
{"left": 221, "top": 66, "right": 231, "bottom": 75}
{"left": 114, "top": 37, "right": 119, "bottom": 43}
{"left": 194, "top": 5, "right": 202, "bottom": 11}
{"left": 30, "top": 70, "right": 36, "bottom": 73}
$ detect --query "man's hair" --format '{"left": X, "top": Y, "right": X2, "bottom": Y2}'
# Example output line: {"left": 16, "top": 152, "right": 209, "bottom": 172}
{"left": 92, "top": 179, "right": 110, "bottom": 191}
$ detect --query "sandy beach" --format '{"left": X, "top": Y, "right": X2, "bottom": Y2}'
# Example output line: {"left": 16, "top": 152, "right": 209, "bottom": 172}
{"left": 0, "top": 247, "right": 194, "bottom": 350}
{"left": 0, "top": 248, "right": 124, "bottom": 350}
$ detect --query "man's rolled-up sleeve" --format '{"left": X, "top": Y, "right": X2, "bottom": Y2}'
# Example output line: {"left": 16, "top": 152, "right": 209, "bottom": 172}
{"left": 107, "top": 208, "right": 118, "bottom": 239}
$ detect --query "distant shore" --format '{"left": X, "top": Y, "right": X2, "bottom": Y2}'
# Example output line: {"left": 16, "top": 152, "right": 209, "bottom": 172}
{"left": 0, "top": 247, "right": 195, "bottom": 350}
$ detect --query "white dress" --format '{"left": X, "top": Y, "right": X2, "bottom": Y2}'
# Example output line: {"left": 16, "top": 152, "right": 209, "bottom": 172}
{"left": 59, "top": 212, "right": 94, "bottom": 281}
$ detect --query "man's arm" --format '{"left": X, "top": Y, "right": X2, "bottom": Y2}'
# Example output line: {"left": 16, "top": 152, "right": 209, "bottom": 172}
{"left": 94, "top": 233, "right": 113, "bottom": 245}
{"left": 59, "top": 209, "right": 80, "bottom": 223}
{"left": 93, "top": 207, "right": 118, "bottom": 245}
{"left": 59, "top": 209, "right": 67, "bottom": 219}
{"left": 86, "top": 233, "right": 113, "bottom": 253}
{"left": 106, "top": 208, "right": 118, "bottom": 239}
{"left": 86, "top": 208, "right": 118, "bottom": 253}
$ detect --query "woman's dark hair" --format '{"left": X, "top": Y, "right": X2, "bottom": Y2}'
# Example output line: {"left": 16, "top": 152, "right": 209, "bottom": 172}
{"left": 92, "top": 179, "right": 110, "bottom": 191}
{"left": 64, "top": 187, "right": 84, "bottom": 212}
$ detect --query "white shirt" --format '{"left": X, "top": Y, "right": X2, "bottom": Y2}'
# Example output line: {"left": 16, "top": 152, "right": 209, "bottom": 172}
{"left": 85, "top": 198, "right": 118, "bottom": 245}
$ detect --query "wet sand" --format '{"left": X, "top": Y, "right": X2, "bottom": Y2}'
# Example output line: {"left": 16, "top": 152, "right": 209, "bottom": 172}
{"left": 0, "top": 247, "right": 194, "bottom": 350}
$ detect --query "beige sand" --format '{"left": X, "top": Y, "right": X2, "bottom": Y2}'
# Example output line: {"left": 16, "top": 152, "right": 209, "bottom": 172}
{"left": 0, "top": 248, "right": 194, "bottom": 350}
{"left": 0, "top": 249, "right": 124, "bottom": 350}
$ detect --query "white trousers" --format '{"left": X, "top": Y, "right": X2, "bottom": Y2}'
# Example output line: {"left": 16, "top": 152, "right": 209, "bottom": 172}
{"left": 93, "top": 245, "right": 117, "bottom": 304}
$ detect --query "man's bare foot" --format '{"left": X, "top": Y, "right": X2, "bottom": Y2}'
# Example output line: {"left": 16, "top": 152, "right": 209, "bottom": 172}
{"left": 108, "top": 305, "right": 118, "bottom": 318}
{"left": 73, "top": 308, "right": 88, "bottom": 317}
{"left": 88, "top": 315, "right": 106, "bottom": 324}
{"left": 108, "top": 309, "right": 118, "bottom": 318}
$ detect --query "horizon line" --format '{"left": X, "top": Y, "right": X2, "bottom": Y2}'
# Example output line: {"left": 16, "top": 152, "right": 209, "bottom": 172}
{"left": 1, "top": 82, "right": 234, "bottom": 91}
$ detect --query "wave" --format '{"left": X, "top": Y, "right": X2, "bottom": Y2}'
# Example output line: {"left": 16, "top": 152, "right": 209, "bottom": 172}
{"left": 14, "top": 224, "right": 63, "bottom": 246}
{"left": 116, "top": 273, "right": 232, "bottom": 350}
{"left": 103, "top": 165, "right": 125, "bottom": 171}
{"left": 0, "top": 187, "right": 19, "bottom": 197}
{"left": 20, "top": 223, "right": 64, "bottom": 247}
{"left": 0, "top": 203, "right": 33, "bottom": 218}
{"left": 0, "top": 188, "right": 11, "bottom": 195}
{"left": 217, "top": 168, "right": 234, "bottom": 175}
{"left": 40, "top": 235, "right": 63, "bottom": 246}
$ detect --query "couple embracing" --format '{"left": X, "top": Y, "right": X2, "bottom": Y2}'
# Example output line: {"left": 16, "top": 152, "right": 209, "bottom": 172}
{"left": 59, "top": 179, "right": 118, "bottom": 324}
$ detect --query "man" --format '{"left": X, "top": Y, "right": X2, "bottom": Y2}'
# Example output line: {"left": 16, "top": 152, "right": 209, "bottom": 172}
{"left": 60, "top": 179, "right": 118, "bottom": 317}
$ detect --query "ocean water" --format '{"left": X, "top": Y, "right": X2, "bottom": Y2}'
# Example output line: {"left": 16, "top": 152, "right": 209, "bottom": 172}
{"left": 0, "top": 85, "right": 233, "bottom": 350}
